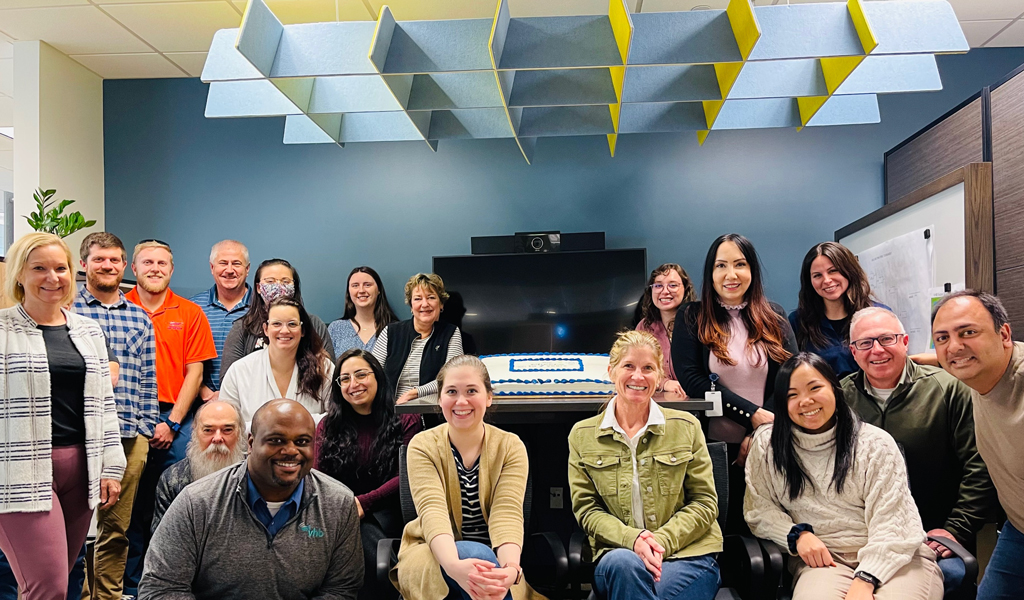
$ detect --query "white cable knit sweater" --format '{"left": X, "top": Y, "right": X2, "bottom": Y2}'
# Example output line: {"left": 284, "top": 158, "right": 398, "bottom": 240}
{"left": 744, "top": 422, "right": 926, "bottom": 584}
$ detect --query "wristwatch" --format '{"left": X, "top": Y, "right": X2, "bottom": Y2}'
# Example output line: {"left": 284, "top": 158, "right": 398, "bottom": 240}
{"left": 160, "top": 415, "right": 182, "bottom": 434}
{"left": 502, "top": 562, "right": 523, "bottom": 585}
{"left": 787, "top": 523, "right": 814, "bottom": 554}
{"left": 854, "top": 571, "right": 880, "bottom": 590}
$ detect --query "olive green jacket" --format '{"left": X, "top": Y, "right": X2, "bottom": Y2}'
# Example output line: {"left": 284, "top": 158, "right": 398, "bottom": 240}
{"left": 568, "top": 404, "right": 723, "bottom": 561}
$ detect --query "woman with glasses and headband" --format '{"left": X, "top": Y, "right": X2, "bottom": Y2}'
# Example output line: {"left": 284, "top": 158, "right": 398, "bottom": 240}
{"left": 636, "top": 263, "right": 697, "bottom": 401}
{"left": 221, "top": 258, "right": 335, "bottom": 377}
{"left": 314, "top": 349, "right": 421, "bottom": 600}
{"left": 220, "top": 298, "right": 334, "bottom": 431}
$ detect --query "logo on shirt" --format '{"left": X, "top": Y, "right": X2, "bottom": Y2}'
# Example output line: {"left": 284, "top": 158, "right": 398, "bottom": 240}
{"left": 168, "top": 321, "right": 184, "bottom": 331}
{"left": 299, "top": 524, "right": 325, "bottom": 538}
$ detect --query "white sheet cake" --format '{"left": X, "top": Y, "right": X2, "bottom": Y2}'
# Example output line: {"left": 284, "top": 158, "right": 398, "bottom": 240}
{"left": 480, "top": 353, "right": 614, "bottom": 397}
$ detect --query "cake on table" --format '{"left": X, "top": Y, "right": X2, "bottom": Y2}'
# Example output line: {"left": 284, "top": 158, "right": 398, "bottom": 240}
{"left": 480, "top": 353, "right": 613, "bottom": 397}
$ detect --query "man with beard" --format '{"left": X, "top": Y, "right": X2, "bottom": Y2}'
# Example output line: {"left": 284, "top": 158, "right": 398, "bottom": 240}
{"left": 140, "top": 400, "right": 362, "bottom": 600}
{"left": 123, "top": 240, "right": 217, "bottom": 597}
{"left": 190, "top": 241, "right": 252, "bottom": 403}
{"left": 151, "top": 401, "right": 245, "bottom": 533}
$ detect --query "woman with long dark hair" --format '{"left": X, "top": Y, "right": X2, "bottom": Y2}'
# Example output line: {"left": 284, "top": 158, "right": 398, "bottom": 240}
{"left": 221, "top": 258, "right": 335, "bottom": 376}
{"left": 788, "top": 242, "right": 889, "bottom": 378}
{"left": 328, "top": 267, "right": 398, "bottom": 355}
{"left": 314, "top": 349, "right": 420, "bottom": 599}
{"left": 671, "top": 233, "right": 797, "bottom": 531}
{"left": 220, "top": 298, "right": 334, "bottom": 429}
{"left": 744, "top": 353, "right": 942, "bottom": 600}
{"left": 636, "top": 263, "right": 696, "bottom": 400}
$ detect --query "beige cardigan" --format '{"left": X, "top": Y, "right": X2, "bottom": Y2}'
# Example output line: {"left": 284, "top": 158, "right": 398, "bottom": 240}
{"left": 391, "top": 423, "right": 547, "bottom": 600}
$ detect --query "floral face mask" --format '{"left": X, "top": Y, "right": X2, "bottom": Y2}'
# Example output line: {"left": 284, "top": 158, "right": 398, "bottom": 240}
{"left": 258, "top": 282, "right": 295, "bottom": 303}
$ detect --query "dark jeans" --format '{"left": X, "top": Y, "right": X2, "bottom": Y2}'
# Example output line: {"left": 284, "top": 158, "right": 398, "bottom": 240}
{"left": 978, "top": 520, "right": 1024, "bottom": 600}
{"left": 593, "top": 549, "right": 720, "bottom": 600}
{"left": 358, "top": 506, "right": 403, "bottom": 600}
{"left": 441, "top": 541, "right": 512, "bottom": 600}
{"left": 0, "top": 543, "right": 86, "bottom": 600}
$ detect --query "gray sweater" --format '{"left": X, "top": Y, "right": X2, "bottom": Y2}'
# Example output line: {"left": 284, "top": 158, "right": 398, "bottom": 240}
{"left": 139, "top": 462, "right": 362, "bottom": 600}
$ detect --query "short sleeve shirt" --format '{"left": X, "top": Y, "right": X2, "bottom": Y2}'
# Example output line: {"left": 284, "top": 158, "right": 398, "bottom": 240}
{"left": 126, "top": 287, "right": 218, "bottom": 405}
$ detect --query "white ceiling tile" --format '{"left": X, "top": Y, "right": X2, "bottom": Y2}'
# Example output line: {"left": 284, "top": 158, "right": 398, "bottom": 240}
{"left": 0, "top": 152, "right": 12, "bottom": 172}
{"left": 165, "top": 51, "right": 208, "bottom": 76}
{"left": 70, "top": 53, "right": 187, "bottom": 78}
{"left": 0, "top": 59, "right": 11, "bottom": 97}
{"left": 960, "top": 20, "right": 1014, "bottom": 46}
{"left": 987, "top": 18, "right": 1024, "bottom": 46}
{"left": 945, "top": 0, "right": 1024, "bottom": 22}
{"left": 102, "top": 1, "right": 241, "bottom": 53}
{"left": 637, "top": 0, "right": 728, "bottom": 12}
{"left": 0, "top": 0, "right": 86, "bottom": 8}
{"left": 231, "top": 0, "right": 374, "bottom": 23}
{"left": 0, "top": 134, "right": 11, "bottom": 151}
{"left": 366, "top": 0, "right": 496, "bottom": 20}
{"left": 0, "top": 41, "right": 12, "bottom": 60}
{"left": 0, "top": 5, "right": 150, "bottom": 54}
{"left": 0, "top": 96, "right": 11, "bottom": 127}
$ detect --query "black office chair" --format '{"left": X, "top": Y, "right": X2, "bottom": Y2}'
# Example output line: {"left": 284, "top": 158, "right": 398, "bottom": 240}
{"left": 567, "top": 441, "right": 769, "bottom": 600}
{"left": 375, "top": 444, "right": 569, "bottom": 600}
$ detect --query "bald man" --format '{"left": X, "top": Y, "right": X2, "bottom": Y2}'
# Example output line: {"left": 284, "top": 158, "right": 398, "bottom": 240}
{"left": 139, "top": 400, "right": 362, "bottom": 600}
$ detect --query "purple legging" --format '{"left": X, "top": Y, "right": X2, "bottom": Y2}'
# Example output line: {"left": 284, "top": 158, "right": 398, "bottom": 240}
{"left": 0, "top": 445, "right": 92, "bottom": 600}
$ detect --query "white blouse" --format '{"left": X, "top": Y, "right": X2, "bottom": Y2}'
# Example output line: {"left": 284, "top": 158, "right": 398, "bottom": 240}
{"left": 219, "top": 348, "right": 334, "bottom": 431}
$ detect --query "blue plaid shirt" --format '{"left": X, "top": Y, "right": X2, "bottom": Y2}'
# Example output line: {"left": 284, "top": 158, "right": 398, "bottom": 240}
{"left": 73, "top": 287, "right": 159, "bottom": 438}
{"left": 190, "top": 285, "right": 252, "bottom": 391}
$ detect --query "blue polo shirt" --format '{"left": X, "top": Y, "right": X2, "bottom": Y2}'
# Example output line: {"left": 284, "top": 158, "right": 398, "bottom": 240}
{"left": 190, "top": 285, "right": 252, "bottom": 390}
{"left": 245, "top": 473, "right": 303, "bottom": 537}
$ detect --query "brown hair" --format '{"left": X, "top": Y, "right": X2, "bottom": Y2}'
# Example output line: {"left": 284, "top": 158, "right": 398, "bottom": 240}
{"left": 638, "top": 263, "right": 696, "bottom": 332}
{"left": 80, "top": 232, "right": 126, "bottom": 263}
{"left": 404, "top": 273, "right": 449, "bottom": 305}
{"left": 795, "top": 242, "right": 874, "bottom": 349}
{"left": 437, "top": 354, "right": 493, "bottom": 395}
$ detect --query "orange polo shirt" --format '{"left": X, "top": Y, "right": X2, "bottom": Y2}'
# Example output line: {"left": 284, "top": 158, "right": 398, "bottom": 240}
{"left": 126, "top": 287, "right": 217, "bottom": 405}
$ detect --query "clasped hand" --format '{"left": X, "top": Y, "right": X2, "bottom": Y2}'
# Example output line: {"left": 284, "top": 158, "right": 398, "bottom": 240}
{"left": 633, "top": 530, "right": 665, "bottom": 582}
{"left": 796, "top": 533, "right": 874, "bottom": 600}
{"left": 446, "top": 558, "right": 514, "bottom": 600}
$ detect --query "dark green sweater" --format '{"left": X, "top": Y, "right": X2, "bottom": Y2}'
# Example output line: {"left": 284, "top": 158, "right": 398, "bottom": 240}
{"left": 841, "top": 360, "right": 997, "bottom": 544}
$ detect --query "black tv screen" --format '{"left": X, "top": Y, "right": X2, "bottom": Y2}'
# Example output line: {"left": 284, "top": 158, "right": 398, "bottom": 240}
{"left": 433, "top": 249, "right": 647, "bottom": 355}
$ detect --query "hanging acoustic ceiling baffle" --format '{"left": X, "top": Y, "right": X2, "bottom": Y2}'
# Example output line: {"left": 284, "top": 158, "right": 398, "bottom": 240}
{"left": 201, "top": 0, "right": 968, "bottom": 163}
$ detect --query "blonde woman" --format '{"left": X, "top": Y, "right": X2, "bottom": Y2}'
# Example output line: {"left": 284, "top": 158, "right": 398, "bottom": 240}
{"left": 569, "top": 330, "right": 723, "bottom": 600}
{"left": 0, "top": 233, "right": 125, "bottom": 599}
{"left": 392, "top": 355, "right": 544, "bottom": 600}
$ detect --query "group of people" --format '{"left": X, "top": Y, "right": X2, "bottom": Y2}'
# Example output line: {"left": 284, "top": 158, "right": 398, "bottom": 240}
{"left": 0, "top": 229, "right": 1020, "bottom": 600}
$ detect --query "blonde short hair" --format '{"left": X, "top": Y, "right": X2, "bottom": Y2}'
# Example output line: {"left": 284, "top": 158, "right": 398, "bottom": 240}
{"left": 5, "top": 233, "right": 76, "bottom": 306}
{"left": 132, "top": 240, "right": 173, "bottom": 265}
{"left": 608, "top": 329, "right": 665, "bottom": 382}
{"left": 404, "top": 273, "right": 449, "bottom": 305}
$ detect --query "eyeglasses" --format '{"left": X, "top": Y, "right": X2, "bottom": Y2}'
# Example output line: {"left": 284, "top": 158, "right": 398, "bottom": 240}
{"left": 267, "top": 320, "right": 301, "bottom": 330}
{"left": 338, "top": 370, "right": 374, "bottom": 386}
{"left": 651, "top": 283, "right": 682, "bottom": 292}
{"left": 851, "top": 333, "right": 905, "bottom": 351}
{"left": 261, "top": 278, "right": 294, "bottom": 285}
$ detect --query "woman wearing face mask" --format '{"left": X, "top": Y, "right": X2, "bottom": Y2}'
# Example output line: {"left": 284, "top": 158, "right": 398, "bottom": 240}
{"left": 219, "top": 298, "right": 334, "bottom": 430}
{"left": 789, "top": 243, "right": 891, "bottom": 379}
{"left": 221, "top": 258, "right": 335, "bottom": 376}
{"left": 372, "top": 273, "right": 464, "bottom": 405}
{"left": 314, "top": 349, "right": 421, "bottom": 600}
{"left": 328, "top": 267, "right": 398, "bottom": 355}
{"left": 568, "top": 330, "right": 722, "bottom": 600}
{"left": 744, "top": 353, "right": 942, "bottom": 600}
{"left": 636, "top": 263, "right": 696, "bottom": 401}
{"left": 392, "top": 355, "right": 543, "bottom": 600}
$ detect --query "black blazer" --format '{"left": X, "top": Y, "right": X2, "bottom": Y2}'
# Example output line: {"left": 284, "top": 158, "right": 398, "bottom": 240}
{"left": 671, "top": 300, "right": 798, "bottom": 433}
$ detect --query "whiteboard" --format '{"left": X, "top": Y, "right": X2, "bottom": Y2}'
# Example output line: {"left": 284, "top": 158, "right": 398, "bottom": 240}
{"left": 840, "top": 182, "right": 966, "bottom": 291}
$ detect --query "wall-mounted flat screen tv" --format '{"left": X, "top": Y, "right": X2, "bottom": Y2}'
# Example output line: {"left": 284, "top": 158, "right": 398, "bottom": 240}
{"left": 433, "top": 249, "right": 647, "bottom": 355}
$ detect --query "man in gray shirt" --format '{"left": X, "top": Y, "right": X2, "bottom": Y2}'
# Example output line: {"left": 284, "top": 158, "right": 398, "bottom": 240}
{"left": 139, "top": 399, "right": 362, "bottom": 599}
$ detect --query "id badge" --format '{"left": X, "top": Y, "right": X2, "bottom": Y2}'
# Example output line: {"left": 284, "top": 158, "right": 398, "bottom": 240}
{"left": 705, "top": 390, "right": 723, "bottom": 418}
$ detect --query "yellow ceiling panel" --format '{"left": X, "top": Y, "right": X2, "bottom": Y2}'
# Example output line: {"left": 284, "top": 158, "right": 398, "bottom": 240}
{"left": 231, "top": 0, "right": 375, "bottom": 22}
{"left": 0, "top": 5, "right": 150, "bottom": 54}
{"left": 103, "top": 1, "right": 242, "bottom": 53}
{"left": 71, "top": 53, "right": 187, "bottom": 78}
{"left": 365, "top": 0, "right": 496, "bottom": 20}
{"left": 165, "top": 51, "right": 209, "bottom": 77}
{"left": 0, "top": 0, "right": 86, "bottom": 8}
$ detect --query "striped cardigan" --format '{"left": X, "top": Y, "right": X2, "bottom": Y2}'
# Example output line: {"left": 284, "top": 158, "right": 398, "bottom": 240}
{"left": 0, "top": 305, "right": 126, "bottom": 513}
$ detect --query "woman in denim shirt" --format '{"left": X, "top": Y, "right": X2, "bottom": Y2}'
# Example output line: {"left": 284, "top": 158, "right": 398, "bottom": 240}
{"left": 568, "top": 330, "right": 723, "bottom": 600}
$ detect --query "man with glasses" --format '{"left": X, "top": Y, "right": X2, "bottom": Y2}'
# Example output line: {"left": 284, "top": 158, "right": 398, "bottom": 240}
{"left": 840, "top": 306, "right": 995, "bottom": 592}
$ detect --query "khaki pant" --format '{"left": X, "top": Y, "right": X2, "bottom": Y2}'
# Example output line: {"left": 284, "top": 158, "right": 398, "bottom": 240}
{"left": 791, "top": 544, "right": 943, "bottom": 600}
{"left": 86, "top": 436, "right": 148, "bottom": 600}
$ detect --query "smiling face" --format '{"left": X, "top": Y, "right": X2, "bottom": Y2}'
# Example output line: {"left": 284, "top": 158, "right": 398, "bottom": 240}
{"left": 132, "top": 247, "right": 174, "bottom": 295}
{"left": 337, "top": 356, "right": 377, "bottom": 413}
{"left": 652, "top": 269, "right": 685, "bottom": 313}
{"left": 19, "top": 244, "right": 73, "bottom": 309}
{"left": 247, "top": 401, "right": 315, "bottom": 500}
{"left": 609, "top": 346, "right": 661, "bottom": 407}
{"left": 263, "top": 305, "right": 303, "bottom": 354}
{"left": 348, "top": 272, "right": 379, "bottom": 311}
{"left": 786, "top": 363, "right": 837, "bottom": 434}
{"left": 850, "top": 312, "right": 908, "bottom": 389}
{"left": 83, "top": 245, "right": 125, "bottom": 294}
{"left": 933, "top": 296, "right": 1014, "bottom": 394}
{"left": 211, "top": 244, "right": 249, "bottom": 293}
{"left": 439, "top": 365, "right": 492, "bottom": 433}
{"left": 809, "top": 255, "right": 848, "bottom": 303}
{"left": 712, "top": 241, "right": 752, "bottom": 306}
{"left": 410, "top": 285, "right": 441, "bottom": 329}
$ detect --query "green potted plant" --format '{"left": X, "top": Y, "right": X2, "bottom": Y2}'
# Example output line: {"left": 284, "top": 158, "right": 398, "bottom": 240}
{"left": 24, "top": 188, "right": 96, "bottom": 238}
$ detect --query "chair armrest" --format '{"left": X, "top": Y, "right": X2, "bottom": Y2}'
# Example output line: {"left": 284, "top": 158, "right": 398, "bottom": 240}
{"left": 376, "top": 537, "right": 400, "bottom": 586}
{"left": 568, "top": 528, "right": 588, "bottom": 575}
{"left": 721, "top": 534, "right": 764, "bottom": 598}
{"left": 928, "top": 535, "right": 979, "bottom": 585}
{"left": 527, "top": 531, "right": 568, "bottom": 600}
{"left": 756, "top": 538, "right": 786, "bottom": 600}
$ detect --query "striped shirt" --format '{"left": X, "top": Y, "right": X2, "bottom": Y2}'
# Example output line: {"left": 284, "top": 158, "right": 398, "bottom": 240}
{"left": 371, "top": 326, "right": 463, "bottom": 398}
{"left": 451, "top": 442, "right": 489, "bottom": 545}
{"left": 190, "top": 285, "right": 252, "bottom": 391}
{"left": 73, "top": 287, "right": 159, "bottom": 438}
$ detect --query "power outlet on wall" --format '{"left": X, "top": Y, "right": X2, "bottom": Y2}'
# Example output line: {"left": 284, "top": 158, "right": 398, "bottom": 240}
{"left": 550, "top": 487, "right": 564, "bottom": 510}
